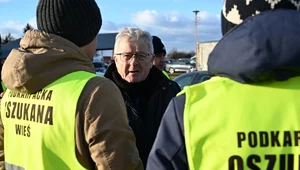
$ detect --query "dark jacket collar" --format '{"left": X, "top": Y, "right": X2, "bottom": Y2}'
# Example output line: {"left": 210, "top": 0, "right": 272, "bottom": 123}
{"left": 208, "top": 10, "right": 300, "bottom": 83}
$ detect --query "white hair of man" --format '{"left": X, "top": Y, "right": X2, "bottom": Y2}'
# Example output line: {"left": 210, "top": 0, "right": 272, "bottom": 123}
{"left": 114, "top": 27, "right": 154, "bottom": 54}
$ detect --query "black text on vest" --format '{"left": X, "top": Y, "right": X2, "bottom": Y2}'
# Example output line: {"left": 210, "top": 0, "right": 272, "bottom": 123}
{"left": 227, "top": 131, "right": 300, "bottom": 169}
{"left": 5, "top": 101, "right": 53, "bottom": 125}
{"left": 4, "top": 90, "right": 54, "bottom": 137}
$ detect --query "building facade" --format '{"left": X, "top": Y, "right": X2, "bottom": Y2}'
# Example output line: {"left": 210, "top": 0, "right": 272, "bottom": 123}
{"left": 196, "top": 41, "right": 218, "bottom": 71}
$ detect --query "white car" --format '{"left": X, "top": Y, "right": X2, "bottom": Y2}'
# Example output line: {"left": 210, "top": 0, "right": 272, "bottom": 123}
{"left": 165, "top": 60, "right": 196, "bottom": 74}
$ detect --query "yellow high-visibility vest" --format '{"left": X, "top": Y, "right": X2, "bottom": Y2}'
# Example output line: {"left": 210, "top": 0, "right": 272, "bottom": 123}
{"left": 1, "top": 81, "right": 6, "bottom": 92}
{"left": 162, "top": 70, "right": 171, "bottom": 79}
{"left": 1, "top": 71, "right": 96, "bottom": 170}
{"left": 181, "top": 76, "right": 300, "bottom": 170}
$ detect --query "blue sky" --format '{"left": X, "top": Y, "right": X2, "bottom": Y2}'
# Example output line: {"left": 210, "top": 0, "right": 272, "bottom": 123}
{"left": 0, "top": 0, "right": 224, "bottom": 52}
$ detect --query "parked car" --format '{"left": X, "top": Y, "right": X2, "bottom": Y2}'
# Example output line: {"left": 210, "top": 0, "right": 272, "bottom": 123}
{"left": 93, "top": 61, "right": 107, "bottom": 76}
{"left": 165, "top": 60, "right": 196, "bottom": 74}
{"left": 173, "top": 71, "right": 210, "bottom": 89}
{"left": 165, "top": 59, "right": 176, "bottom": 64}
{"left": 190, "top": 56, "right": 196, "bottom": 64}
{"left": 178, "top": 58, "right": 192, "bottom": 63}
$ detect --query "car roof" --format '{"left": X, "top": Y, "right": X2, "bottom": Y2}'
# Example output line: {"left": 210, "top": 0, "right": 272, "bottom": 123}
{"left": 174, "top": 71, "right": 208, "bottom": 80}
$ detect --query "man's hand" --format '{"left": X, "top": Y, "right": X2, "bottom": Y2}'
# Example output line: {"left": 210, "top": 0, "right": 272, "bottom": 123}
{"left": 0, "top": 92, "right": 4, "bottom": 99}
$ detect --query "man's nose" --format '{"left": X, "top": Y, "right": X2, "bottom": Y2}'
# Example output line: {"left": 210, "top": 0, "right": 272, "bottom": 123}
{"left": 129, "top": 55, "right": 139, "bottom": 65}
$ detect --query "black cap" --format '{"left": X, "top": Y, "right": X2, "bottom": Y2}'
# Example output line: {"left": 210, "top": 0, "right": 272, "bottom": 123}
{"left": 222, "top": 0, "right": 300, "bottom": 35}
{"left": 37, "top": 0, "right": 102, "bottom": 47}
{"left": 152, "top": 36, "right": 166, "bottom": 55}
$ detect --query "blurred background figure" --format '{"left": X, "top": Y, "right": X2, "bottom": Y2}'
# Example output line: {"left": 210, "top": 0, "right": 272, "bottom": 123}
{"left": 0, "top": 36, "right": 6, "bottom": 94}
{"left": 152, "top": 35, "right": 170, "bottom": 79}
{"left": 0, "top": 58, "right": 6, "bottom": 94}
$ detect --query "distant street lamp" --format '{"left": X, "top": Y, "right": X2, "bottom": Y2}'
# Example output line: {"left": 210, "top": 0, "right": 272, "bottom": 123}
{"left": 193, "top": 10, "right": 200, "bottom": 70}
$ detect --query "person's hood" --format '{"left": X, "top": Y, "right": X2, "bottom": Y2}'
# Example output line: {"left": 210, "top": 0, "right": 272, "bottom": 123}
{"left": 2, "top": 29, "right": 95, "bottom": 94}
{"left": 208, "top": 10, "right": 300, "bottom": 83}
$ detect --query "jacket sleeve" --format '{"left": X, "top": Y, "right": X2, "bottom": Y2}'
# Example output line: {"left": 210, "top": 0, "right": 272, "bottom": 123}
{"left": 79, "top": 77, "right": 143, "bottom": 170}
{"left": 146, "top": 95, "right": 189, "bottom": 170}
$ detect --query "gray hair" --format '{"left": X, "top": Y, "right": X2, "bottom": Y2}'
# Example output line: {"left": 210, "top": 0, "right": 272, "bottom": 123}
{"left": 114, "top": 27, "right": 154, "bottom": 54}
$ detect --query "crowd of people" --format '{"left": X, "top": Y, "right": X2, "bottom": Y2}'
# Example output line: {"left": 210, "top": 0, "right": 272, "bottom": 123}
{"left": 0, "top": 0, "right": 300, "bottom": 169}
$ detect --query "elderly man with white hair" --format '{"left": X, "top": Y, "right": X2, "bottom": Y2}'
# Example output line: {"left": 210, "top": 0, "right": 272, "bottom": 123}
{"left": 104, "top": 27, "right": 181, "bottom": 167}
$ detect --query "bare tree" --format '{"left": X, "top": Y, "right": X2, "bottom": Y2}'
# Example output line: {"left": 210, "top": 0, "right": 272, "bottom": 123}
{"left": 2, "top": 33, "right": 15, "bottom": 44}
{"left": 167, "top": 48, "right": 195, "bottom": 59}
{"left": 23, "top": 23, "right": 34, "bottom": 34}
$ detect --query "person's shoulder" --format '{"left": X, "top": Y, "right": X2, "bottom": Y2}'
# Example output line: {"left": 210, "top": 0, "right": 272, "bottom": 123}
{"left": 81, "top": 75, "right": 121, "bottom": 99}
{"left": 87, "top": 75, "right": 118, "bottom": 89}
{"left": 166, "top": 79, "right": 178, "bottom": 85}
{"left": 77, "top": 75, "right": 125, "bottom": 124}
{"left": 165, "top": 79, "right": 181, "bottom": 91}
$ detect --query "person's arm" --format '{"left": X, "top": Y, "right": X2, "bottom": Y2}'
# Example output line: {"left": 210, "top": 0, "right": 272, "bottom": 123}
{"left": 79, "top": 77, "right": 143, "bottom": 170}
{"left": 169, "top": 80, "right": 182, "bottom": 93}
{"left": 147, "top": 95, "right": 189, "bottom": 170}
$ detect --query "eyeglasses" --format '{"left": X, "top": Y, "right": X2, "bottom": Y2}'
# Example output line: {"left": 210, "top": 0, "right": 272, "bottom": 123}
{"left": 115, "top": 52, "right": 152, "bottom": 62}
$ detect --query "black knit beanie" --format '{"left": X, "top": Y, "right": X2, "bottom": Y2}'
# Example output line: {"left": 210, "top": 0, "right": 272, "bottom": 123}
{"left": 222, "top": 0, "right": 300, "bottom": 35}
{"left": 152, "top": 36, "right": 166, "bottom": 55}
{"left": 37, "top": 0, "right": 102, "bottom": 47}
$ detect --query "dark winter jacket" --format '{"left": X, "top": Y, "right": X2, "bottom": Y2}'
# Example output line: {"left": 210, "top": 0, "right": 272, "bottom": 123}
{"left": 105, "top": 63, "right": 181, "bottom": 167}
{"left": 146, "top": 10, "right": 300, "bottom": 170}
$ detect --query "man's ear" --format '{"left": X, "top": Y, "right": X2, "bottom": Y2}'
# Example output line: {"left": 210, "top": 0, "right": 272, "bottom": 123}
{"left": 150, "top": 55, "right": 155, "bottom": 62}
{"left": 113, "top": 55, "right": 117, "bottom": 62}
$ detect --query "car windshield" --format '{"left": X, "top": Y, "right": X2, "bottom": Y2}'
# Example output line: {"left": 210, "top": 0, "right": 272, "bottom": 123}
{"left": 174, "top": 72, "right": 196, "bottom": 89}
{"left": 193, "top": 74, "right": 210, "bottom": 85}
{"left": 173, "top": 61, "right": 190, "bottom": 65}
{"left": 174, "top": 71, "right": 210, "bottom": 89}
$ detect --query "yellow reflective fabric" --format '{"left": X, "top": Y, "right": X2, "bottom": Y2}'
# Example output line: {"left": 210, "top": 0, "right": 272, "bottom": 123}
{"left": 1, "top": 81, "right": 6, "bottom": 92}
{"left": 162, "top": 70, "right": 171, "bottom": 79}
{"left": 1, "top": 71, "right": 96, "bottom": 170}
{"left": 183, "top": 76, "right": 300, "bottom": 170}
